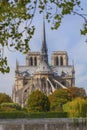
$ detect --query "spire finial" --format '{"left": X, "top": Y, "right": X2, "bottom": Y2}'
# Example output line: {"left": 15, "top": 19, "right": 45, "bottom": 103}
{"left": 16, "top": 59, "right": 19, "bottom": 71}
{"left": 72, "top": 59, "right": 75, "bottom": 74}
{"left": 41, "top": 18, "right": 48, "bottom": 64}
{"left": 72, "top": 60, "right": 75, "bottom": 86}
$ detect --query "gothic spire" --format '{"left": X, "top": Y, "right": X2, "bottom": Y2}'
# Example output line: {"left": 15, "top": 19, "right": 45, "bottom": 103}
{"left": 41, "top": 18, "right": 48, "bottom": 64}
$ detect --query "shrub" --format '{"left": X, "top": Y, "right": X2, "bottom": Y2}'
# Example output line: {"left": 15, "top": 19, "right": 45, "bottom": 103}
{"left": 0, "top": 103, "right": 22, "bottom": 111}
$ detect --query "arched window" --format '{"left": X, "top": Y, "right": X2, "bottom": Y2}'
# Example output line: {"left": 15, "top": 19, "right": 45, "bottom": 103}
{"left": 60, "top": 56, "right": 63, "bottom": 66}
{"left": 30, "top": 57, "right": 33, "bottom": 66}
{"left": 34, "top": 57, "right": 37, "bottom": 66}
{"left": 54, "top": 57, "right": 59, "bottom": 66}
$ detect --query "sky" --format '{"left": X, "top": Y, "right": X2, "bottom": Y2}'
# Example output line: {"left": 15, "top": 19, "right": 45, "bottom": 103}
{"left": 0, "top": 0, "right": 87, "bottom": 96}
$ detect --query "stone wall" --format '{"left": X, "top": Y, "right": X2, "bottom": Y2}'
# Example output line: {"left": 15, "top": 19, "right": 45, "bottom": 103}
{"left": 0, "top": 118, "right": 87, "bottom": 130}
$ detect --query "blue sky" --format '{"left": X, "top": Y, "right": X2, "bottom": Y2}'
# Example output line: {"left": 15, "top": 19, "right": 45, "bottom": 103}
{"left": 0, "top": 0, "right": 87, "bottom": 96}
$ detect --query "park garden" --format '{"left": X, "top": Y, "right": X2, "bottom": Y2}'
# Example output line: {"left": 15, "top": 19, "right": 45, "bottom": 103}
{"left": 0, "top": 87, "right": 87, "bottom": 118}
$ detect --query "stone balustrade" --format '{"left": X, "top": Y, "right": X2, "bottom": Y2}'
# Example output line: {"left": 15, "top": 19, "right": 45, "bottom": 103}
{"left": 0, "top": 118, "right": 87, "bottom": 130}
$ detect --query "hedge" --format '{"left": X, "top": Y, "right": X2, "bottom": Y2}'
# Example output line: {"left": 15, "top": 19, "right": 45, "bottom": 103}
{"left": 0, "top": 111, "right": 68, "bottom": 119}
{"left": 0, "top": 111, "right": 28, "bottom": 119}
{"left": 28, "top": 112, "right": 68, "bottom": 118}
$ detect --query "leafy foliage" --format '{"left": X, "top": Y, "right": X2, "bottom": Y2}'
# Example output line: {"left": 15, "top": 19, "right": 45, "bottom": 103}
{"left": 0, "top": 57, "right": 10, "bottom": 73}
{"left": 64, "top": 97, "right": 87, "bottom": 117}
{"left": 48, "top": 87, "right": 86, "bottom": 112}
{"left": 0, "top": 0, "right": 87, "bottom": 73}
{"left": 68, "top": 87, "right": 86, "bottom": 100}
{"left": 27, "top": 90, "right": 50, "bottom": 112}
{"left": 0, "top": 102, "right": 21, "bottom": 111}
{"left": 81, "top": 23, "right": 87, "bottom": 35}
{"left": 48, "top": 89, "right": 71, "bottom": 112}
{"left": 0, "top": 93, "right": 12, "bottom": 104}
{"left": 0, "top": 0, "right": 35, "bottom": 73}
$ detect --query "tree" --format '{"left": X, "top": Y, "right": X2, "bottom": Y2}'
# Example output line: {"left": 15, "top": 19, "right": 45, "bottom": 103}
{"left": 0, "top": 93, "right": 12, "bottom": 104}
{"left": 48, "top": 89, "right": 71, "bottom": 112}
{"left": 68, "top": 86, "right": 86, "bottom": 100}
{"left": 48, "top": 87, "right": 86, "bottom": 112}
{"left": 27, "top": 90, "right": 50, "bottom": 112}
{"left": 0, "top": 0, "right": 87, "bottom": 73}
{"left": 63, "top": 97, "right": 87, "bottom": 117}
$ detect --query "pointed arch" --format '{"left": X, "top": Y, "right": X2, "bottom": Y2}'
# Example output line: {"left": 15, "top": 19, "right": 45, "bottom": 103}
{"left": 34, "top": 57, "right": 37, "bottom": 66}
{"left": 30, "top": 57, "right": 33, "bottom": 66}
{"left": 54, "top": 56, "right": 59, "bottom": 66}
{"left": 60, "top": 56, "right": 63, "bottom": 66}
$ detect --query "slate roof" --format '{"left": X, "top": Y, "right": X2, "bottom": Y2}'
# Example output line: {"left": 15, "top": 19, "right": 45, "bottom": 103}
{"left": 34, "top": 61, "right": 53, "bottom": 74}
{"left": 18, "top": 66, "right": 37, "bottom": 76}
{"left": 17, "top": 64, "right": 73, "bottom": 77}
{"left": 51, "top": 65, "right": 73, "bottom": 77}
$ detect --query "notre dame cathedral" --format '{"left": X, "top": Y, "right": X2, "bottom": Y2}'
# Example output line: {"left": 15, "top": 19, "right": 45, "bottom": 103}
{"left": 12, "top": 21, "right": 75, "bottom": 107}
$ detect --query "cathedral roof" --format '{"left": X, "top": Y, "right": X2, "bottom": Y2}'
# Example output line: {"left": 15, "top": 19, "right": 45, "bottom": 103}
{"left": 34, "top": 61, "right": 53, "bottom": 75}
{"left": 51, "top": 65, "right": 73, "bottom": 77}
{"left": 17, "top": 64, "right": 73, "bottom": 77}
{"left": 17, "top": 66, "right": 37, "bottom": 77}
